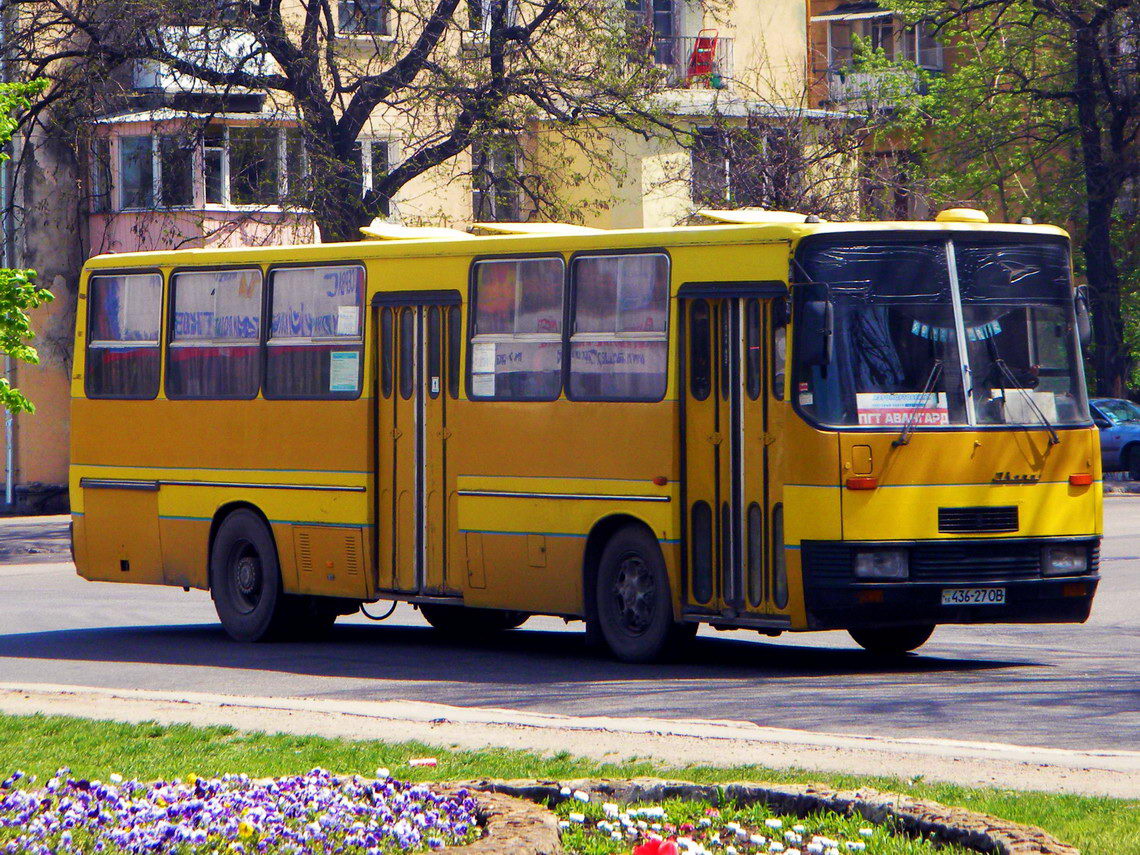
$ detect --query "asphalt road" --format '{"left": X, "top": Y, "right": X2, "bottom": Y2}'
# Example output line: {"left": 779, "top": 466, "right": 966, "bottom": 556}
{"left": 0, "top": 503, "right": 1136, "bottom": 752}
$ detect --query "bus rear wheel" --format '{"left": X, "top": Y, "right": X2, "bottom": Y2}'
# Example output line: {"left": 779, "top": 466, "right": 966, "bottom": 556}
{"left": 210, "top": 509, "right": 291, "bottom": 642}
{"left": 419, "top": 604, "right": 528, "bottom": 635}
{"left": 593, "top": 526, "right": 688, "bottom": 663}
{"left": 848, "top": 624, "right": 934, "bottom": 657}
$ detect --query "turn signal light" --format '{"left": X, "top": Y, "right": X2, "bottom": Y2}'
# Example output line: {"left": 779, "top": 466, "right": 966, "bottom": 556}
{"left": 1069, "top": 473, "right": 1093, "bottom": 486}
{"left": 845, "top": 476, "right": 878, "bottom": 490}
{"left": 652, "top": 475, "right": 668, "bottom": 486}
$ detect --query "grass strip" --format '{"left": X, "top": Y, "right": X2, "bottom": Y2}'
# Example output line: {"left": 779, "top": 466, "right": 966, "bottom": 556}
{"left": 0, "top": 712, "right": 1134, "bottom": 853}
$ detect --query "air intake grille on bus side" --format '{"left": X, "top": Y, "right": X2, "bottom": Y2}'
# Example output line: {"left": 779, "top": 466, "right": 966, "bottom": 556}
{"left": 938, "top": 505, "right": 1018, "bottom": 533}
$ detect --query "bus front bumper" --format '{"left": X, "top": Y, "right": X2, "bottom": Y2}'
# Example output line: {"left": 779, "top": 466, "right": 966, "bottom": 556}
{"left": 800, "top": 538, "right": 1100, "bottom": 630}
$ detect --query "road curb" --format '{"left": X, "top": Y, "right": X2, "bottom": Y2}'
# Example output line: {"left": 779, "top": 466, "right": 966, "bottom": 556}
{"left": 0, "top": 682, "right": 1137, "bottom": 799}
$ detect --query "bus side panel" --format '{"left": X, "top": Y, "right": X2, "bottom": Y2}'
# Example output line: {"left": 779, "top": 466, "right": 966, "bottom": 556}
{"left": 464, "top": 532, "right": 584, "bottom": 613}
{"left": 80, "top": 486, "right": 165, "bottom": 585}
{"left": 159, "top": 518, "right": 210, "bottom": 589}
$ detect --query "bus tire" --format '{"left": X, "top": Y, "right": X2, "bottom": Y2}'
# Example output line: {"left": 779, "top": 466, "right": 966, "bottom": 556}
{"left": 848, "top": 624, "right": 934, "bottom": 657}
{"left": 593, "top": 526, "right": 683, "bottom": 663}
{"left": 419, "top": 604, "right": 528, "bottom": 634}
{"left": 209, "top": 509, "right": 290, "bottom": 642}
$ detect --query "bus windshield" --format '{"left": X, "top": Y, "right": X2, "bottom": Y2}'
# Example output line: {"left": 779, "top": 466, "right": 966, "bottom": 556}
{"left": 794, "top": 235, "right": 1089, "bottom": 430}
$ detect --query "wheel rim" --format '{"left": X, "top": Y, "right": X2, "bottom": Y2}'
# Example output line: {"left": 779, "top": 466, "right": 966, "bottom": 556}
{"left": 611, "top": 552, "right": 656, "bottom": 637}
{"left": 228, "top": 540, "right": 262, "bottom": 615}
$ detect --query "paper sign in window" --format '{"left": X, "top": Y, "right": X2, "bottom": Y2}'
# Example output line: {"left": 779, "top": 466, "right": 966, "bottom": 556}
{"left": 471, "top": 373, "right": 495, "bottom": 397}
{"left": 471, "top": 341, "right": 496, "bottom": 374}
{"left": 337, "top": 305, "right": 360, "bottom": 336}
{"left": 329, "top": 351, "right": 359, "bottom": 392}
{"left": 856, "top": 392, "right": 949, "bottom": 427}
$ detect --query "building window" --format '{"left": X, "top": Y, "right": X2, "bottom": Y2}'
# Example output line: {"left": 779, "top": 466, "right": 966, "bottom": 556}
{"left": 203, "top": 127, "right": 227, "bottom": 204}
{"left": 569, "top": 253, "right": 669, "bottom": 401}
{"left": 119, "top": 136, "right": 154, "bottom": 209}
{"left": 229, "top": 127, "right": 280, "bottom": 205}
{"left": 266, "top": 265, "right": 365, "bottom": 399}
{"left": 469, "top": 257, "right": 563, "bottom": 400}
{"left": 353, "top": 138, "right": 395, "bottom": 216}
{"left": 168, "top": 268, "right": 263, "bottom": 399}
{"left": 85, "top": 273, "right": 163, "bottom": 399}
{"left": 159, "top": 135, "right": 195, "bottom": 207}
{"left": 468, "top": 0, "right": 517, "bottom": 32}
{"left": 691, "top": 125, "right": 802, "bottom": 209}
{"left": 823, "top": 15, "right": 943, "bottom": 72}
{"left": 90, "top": 139, "right": 113, "bottom": 213}
{"left": 471, "top": 139, "right": 520, "bottom": 222}
{"left": 338, "top": 0, "right": 388, "bottom": 35}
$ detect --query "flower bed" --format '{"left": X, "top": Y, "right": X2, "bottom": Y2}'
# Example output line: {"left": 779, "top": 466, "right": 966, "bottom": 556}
{"left": 553, "top": 795, "right": 974, "bottom": 855}
{"left": 0, "top": 768, "right": 480, "bottom": 853}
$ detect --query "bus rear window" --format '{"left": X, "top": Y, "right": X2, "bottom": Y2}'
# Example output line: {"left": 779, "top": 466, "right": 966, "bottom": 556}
{"left": 168, "top": 269, "right": 262, "bottom": 399}
{"left": 86, "top": 273, "right": 162, "bottom": 399}
{"left": 266, "top": 265, "right": 364, "bottom": 399}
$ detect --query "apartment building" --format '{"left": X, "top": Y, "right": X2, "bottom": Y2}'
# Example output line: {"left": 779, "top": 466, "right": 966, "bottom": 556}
{"left": 5, "top": 0, "right": 813, "bottom": 510}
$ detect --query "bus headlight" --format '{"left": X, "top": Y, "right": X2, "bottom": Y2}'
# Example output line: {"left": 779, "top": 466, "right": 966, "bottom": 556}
{"left": 854, "top": 549, "right": 909, "bottom": 580}
{"left": 1041, "top": 545, "right": 1087, "bottom": 576}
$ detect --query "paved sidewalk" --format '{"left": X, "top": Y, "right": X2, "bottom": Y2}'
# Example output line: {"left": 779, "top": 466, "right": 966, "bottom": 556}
{"left": 1, "top": 683, "right": 1136, "bottom": 798}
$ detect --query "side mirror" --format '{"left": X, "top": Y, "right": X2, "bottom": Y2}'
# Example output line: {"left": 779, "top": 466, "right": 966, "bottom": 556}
{"left": 1075, "top": 285, "right": 1092, "bottom": 347}
{"left": 1093, "top": 417, "right": 1111, "bottom": 429}
{"left": 799, "top": 299, "right": 833, "bottom": 367}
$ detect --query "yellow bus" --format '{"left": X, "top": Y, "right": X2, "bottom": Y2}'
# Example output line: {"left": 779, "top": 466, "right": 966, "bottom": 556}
{"left": 69, "top": 209, "right": 1102, "bottom": 662}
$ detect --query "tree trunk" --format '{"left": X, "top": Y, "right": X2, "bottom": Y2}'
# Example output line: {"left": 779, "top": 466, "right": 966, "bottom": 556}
{"left": 1072, "top": 23, "right": 1127, "bottom": 397}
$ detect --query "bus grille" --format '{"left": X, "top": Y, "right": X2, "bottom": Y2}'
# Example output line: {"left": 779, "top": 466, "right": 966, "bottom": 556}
{"left": 938, "top": 505, "right": 1018, "bottom": 533}
{"left": 802, "top": 539, "right": 1099, "bottom": 584}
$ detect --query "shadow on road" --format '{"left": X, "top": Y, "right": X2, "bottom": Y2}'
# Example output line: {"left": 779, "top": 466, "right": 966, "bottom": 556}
{"left": 0, "top": 621, "right": 1035, "bottom": 686}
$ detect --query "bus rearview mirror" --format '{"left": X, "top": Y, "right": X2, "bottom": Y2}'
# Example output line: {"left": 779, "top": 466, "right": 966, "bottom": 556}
{"left": 801, "top": 299, "right": 833, "bottom": 366}
{"left": 1074, "top": 287, "right": 1092, "bottom": 348}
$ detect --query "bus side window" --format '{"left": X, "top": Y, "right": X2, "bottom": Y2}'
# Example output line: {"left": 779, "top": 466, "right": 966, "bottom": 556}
{"left": 265, "top": 265, "right": 364, "bottom": 399}
{"left": 380, "top": 307, "right": 393, "bottom": 399}
{"left": 399, "top": 308, "right": 415, "bottom": 400}
{"left": 689, "top": 299, "right": 711, "bottom": 401}
{"left": 86, "top": 273, "right": 163, "bottom": 399}
{"left": 447, "top": 306, "right": 461, "bottom": 399}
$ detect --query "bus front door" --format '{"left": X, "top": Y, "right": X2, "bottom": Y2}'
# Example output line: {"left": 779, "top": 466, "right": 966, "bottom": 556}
{"left": 375, "top": 297, "right": 460, "bottom": 597}
{"left": 682, "top": 295, "right": 786, "bottom": 624}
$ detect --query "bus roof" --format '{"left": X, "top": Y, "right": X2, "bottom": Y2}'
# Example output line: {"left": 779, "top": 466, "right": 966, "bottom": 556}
{"left": 83, "top": 217, "right": 1071, "bottom": 271}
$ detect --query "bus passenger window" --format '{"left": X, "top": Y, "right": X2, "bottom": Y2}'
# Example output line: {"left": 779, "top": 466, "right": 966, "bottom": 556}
{"left": 427, "top": 305, "right": 441, "bottom": 398}
{"left": 168, "top": 269, "right": 262, "bottom": 399}
{"left": 399, "top": 308, "right": 415, "bottom": 400}
{"left": 447, "top": 306, "right": 461, "bottom": 399}
{"left": 745, "top": 299, "right": 762, "bottom": 401}
{"left": 569, "top": 253, "right": 668, "bottom": 401}
{"left": 720, "top": 301, "right": 731, "bottom": 400}
{"left": 772, "top": 297, "right": 787, "bottom": 401}
{"left": 469, "top": 257, "right": 564, "bottom": 400}
{"left": 689, "top": 299, "right": 711, "bottom": 401}
{"left": 86, "top": 273, "right": 163, "bottom": 399}
{"left": 380, "top": 307, "right": 393, "bottom": 398}
{"left": 265, "top": 265, "right": 364, "bottom": 399}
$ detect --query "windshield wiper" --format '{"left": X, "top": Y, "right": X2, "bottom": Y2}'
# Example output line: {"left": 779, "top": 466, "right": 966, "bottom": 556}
{"left": 993, "top": 358, "right": 1060, "bottom": 445}
{"left": 894, "top": 358, "right": 943, "bottom": 447}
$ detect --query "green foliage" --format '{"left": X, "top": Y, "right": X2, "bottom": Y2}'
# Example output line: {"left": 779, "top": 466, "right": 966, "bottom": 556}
{"left": 0, "top": 79, "right": 52, "bottom": 415}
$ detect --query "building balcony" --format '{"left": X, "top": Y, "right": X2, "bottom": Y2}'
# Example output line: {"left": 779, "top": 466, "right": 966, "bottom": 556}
{"left": 824, "top": 66, "right": 928, "bottom": 102}
{"left": 638, "top": 34, "right": 734, "bottom": 89}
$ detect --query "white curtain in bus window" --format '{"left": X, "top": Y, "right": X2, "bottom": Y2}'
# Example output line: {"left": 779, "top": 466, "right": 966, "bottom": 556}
{"left": 168, "top": 269, "right": 263, "bottom": 399}
{"left": 569, "top": 253, "right": 668, "bottom": 401}
{"left": 266, "top": 265, "right": 364, "bottom": 398}
{"left": 86, "top": 273, "right": 162, "bottom": 399}
{"left": 470, "top": 257, "right": 564, "bottom": 400}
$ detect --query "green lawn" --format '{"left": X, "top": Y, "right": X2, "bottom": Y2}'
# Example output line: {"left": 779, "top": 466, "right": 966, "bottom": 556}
{"left": 0, "top": 712, "right": 1134, "bottom": 853}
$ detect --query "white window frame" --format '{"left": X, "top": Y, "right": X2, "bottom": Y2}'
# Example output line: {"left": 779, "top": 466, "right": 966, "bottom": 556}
{"left": 336, "top": 0, "right": 393, "bottom": 38}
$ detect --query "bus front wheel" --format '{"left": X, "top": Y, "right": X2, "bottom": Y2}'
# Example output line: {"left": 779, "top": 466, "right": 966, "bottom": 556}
{"left": 593, "top": 526, "right": 687, "bottom": 663}
{"left": 848, "top": 624, "right": 934, "bottom": 657}
{"left": 210, "top": 509, "right": 290, "bottom": 642}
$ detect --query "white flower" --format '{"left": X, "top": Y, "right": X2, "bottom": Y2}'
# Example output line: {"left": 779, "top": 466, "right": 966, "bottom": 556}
{"left": 651, "top": 822, "right": 663, "bottom": 831}
{"left": 375, "top": 768, "right": 390, "bottom": 779}
{"left": 806, "top": 845, "right": 824, "bottom": 854}
{"left": 726, "top": 848, "right": 738, "bottom": 855}
{"left": 698, "top": 817, "right": 712, "bottom": 827}
{"left": 859, "top": 828, "right": 873, "bottom": 838}
{"left": 109, "top": 774, "right": 123, "bottom": 784}
{"left": 611, "top": 831, "right": 622, "bottom": 840}
{"left": 560, "top": 786, "right": 571, "bottom": 796}
{"left": 750, "top": 834, "right": 767, "bottom": 845}
{"left": 558, "top": 821, "right": 569, "bottom": 830}
{"left": 766, "top": 818, "right": 784, "bottom": 830}
{"left": 769, "top": 843, "right": 785, "bottom": 853}
{"left": 637, "top": 821, "right": 649, "bottom": 830}
{"left": 572, "top": 790, "right": 590, "bottom": 803}
{"left": 568, "top": 813, "right": 585, "bottom": 823}
{"left": 793, "top": 825, "right": 806, "bottom": 834}
{"left": 845, "top": 844, "right": 866, "bottom": 852}
{"left": 603, "top": 802, "right": 619, "bottom": 818}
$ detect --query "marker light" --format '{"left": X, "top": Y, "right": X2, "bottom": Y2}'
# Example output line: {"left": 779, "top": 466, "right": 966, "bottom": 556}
{"left": 845, "top": 477, "right": 878, "bottom": 490}
{"left": 1069, "top": 473, "right": 1093, "bottom": 486}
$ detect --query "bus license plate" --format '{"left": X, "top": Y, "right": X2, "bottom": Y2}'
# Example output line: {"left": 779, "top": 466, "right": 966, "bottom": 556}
{"left": 941, "top": 587, "right": 1006, "bottom": 606}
